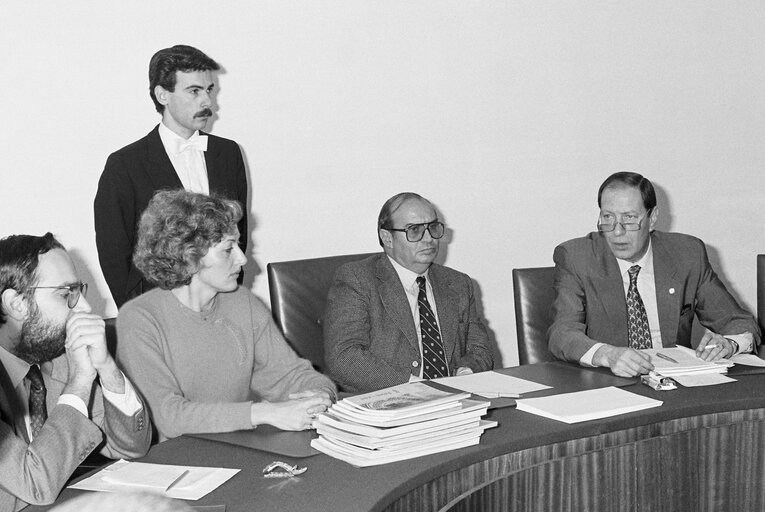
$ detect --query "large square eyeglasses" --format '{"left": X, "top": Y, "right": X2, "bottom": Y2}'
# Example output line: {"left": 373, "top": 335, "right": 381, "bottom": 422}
{"left": 384, "top": 221, "right": 445, "bottom": 242}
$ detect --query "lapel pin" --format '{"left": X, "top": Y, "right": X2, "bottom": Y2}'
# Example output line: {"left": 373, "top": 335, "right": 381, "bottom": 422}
{"left": 669, "top": 288, "right": 675, "bottom": 295}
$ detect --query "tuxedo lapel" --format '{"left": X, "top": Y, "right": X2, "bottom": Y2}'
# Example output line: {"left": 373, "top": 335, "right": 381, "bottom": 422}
{"left": 593, "top": 235, "right": 630, "bottom": 346}
{"left": 203, "top": 131, "right": 222, "bottom": 190}
{"left": 429, "top": 266, "right": 459, "bottom": 366}
{"left": 375, "top": 257, "right": 419, "bottom": 352}
{"left": 146, "top": 126, "right": 183, "bottom": 190}
{"left": 651, "top": 233, "right": 682, "bottom": 345}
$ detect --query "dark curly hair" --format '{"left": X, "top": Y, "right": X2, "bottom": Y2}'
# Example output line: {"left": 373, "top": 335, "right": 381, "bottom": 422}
{"left": 0, "top": 232, "right": 64, "bottom": 325}
{"left": 134, "top": 190, "right": 243, "bottom": 290}
{"left": 149, "top": 45, "right": 220, "bottom": 113}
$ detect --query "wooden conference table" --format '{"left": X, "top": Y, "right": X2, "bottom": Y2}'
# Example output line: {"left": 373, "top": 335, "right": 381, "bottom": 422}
{"left": 31, "top": 362, "right": 765, "bottom": 512}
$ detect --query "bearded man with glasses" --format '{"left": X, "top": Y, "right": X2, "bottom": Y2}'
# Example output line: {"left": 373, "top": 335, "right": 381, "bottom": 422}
{"left": 549, "top": 172, "right": 759, "bottom": 377}
{"left": 324, "top": 192, "right": 493, "bottom": 393}
{"left": 0, "top": 233, "right": 151, "bottom": 510}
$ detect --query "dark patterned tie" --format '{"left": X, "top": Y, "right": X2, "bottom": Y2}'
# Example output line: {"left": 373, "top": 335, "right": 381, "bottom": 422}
{"left": 417, "top": 276, "right": 449, "bottom": 379}
{"left": 626, "top": 265, "right": 652, "bottom": 349}
{"left": 27, "top": 364, "right": 48, "bottom": 437}
{"left": 27, "top": 365, "right": 47, "bottom": 438}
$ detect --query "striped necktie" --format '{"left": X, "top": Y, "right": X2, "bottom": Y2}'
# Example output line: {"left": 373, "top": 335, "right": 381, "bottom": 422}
{"left": 417, "top": 276, "right": 449, "bottom": 379}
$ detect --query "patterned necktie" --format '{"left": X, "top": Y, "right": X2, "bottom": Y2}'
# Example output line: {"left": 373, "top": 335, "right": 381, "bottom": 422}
{"left": 626, "top": 265, "right": 652, "bottom": 349}
{"left": 416, "top": 276, "right": 449, "bottom": 379}
{"left": 27, "top": 365, "right": 47, "bottom": 438}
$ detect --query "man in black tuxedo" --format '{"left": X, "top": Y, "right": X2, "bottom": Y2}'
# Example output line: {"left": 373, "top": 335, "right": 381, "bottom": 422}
{"left": 94, "top": 45, "right": 248, "bottom": 308}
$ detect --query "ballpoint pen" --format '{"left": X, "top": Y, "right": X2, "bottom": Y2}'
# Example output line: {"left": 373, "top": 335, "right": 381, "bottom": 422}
{"left": 655, "top": 352, "right": 678, "bottom": 364}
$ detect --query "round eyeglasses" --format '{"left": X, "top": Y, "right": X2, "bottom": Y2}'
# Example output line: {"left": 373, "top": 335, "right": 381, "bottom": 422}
{"left": 30, "top": 282, "right": 88, "bottom": 309}
{"left": 384, "top": 221, "right": 445, "bottom": 242}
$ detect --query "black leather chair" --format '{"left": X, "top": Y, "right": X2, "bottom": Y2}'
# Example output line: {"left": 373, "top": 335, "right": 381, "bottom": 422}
{"left": 758, "top": 255, "right": 765, "bottom": 337}
{"left": 512, "top": 266, "right": 557, "bottom": 365}
{"left": 267, "top": 253, "right": 376, "bottom": 372}
{"left": 104, "top": 317, "right": 117, "bottom": 356}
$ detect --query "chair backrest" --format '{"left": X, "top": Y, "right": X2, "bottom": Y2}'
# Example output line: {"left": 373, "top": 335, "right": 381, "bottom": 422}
{"left": 758, "top": 255, "right": 765, "bottom": 337}
{"left": 105, "top": 317, "right": 117, "bottom": 356}
{"left": 512, "top": 266, "right": 557, "bottom": 365}
{"left": 267, "top": 253, "right": 377, "bottom": 372}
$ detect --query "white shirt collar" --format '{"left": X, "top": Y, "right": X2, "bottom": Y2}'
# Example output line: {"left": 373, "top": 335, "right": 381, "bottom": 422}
{"left": 158, "top": 121, "right": 201, "bottom": 155}
{"left": 0, "top": 345, "right": 32, "bottom": 389}
{"left": 615, "top": 238, "right": 654, "bottom": 277}
{"left": 387, "top": 255, "right": 430, "bottom": 290}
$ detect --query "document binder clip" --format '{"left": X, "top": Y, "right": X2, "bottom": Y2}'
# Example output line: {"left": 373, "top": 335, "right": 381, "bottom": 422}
{"left": 262, "top": 461, "right": 308, "bottom": 478}
{"left": 641, "top": 371, "right": 677, "bottom": 391}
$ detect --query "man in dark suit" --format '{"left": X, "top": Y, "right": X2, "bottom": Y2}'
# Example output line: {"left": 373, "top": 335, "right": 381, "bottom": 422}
{"left": 324, "top": 192, "right": 493, "bottom": 392}
{"left": 0, "top": 233, "right": 151, "bottom": 510}
{"left": 549, "top": 171, "right": 759, "bottom": 377}
{"left": 94, "top": 45, "right": 248, "bottom": 308}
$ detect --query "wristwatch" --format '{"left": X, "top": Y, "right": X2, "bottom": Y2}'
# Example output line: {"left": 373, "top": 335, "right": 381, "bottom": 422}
{"left": 724, "top": 337, "right": 739, "bottom": 356}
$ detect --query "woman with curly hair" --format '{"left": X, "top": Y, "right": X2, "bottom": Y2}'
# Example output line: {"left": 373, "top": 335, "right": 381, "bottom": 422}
{"left": 116, "top": 190, "right": 335, "bottom": 441}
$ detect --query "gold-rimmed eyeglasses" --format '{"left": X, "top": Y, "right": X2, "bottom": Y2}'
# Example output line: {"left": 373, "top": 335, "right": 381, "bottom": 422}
{"left": 597, "top": 210, "right": 652, "bottom": 233}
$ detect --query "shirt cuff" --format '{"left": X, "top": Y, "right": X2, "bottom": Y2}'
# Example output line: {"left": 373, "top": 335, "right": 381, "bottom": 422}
{"left": 455, "top": 367, "right": 474, "bottom": 376}
{"left": 724, "top": 332, "right": 753, "bottom": 356}
{"left": 101, "top": 374, "right": 142, "bottom": 416}
{"left": 57, "top": 394, "right": 88, "bottom": 418}
{"left": 580, "top": 343, "right": 605, "bottom": 367}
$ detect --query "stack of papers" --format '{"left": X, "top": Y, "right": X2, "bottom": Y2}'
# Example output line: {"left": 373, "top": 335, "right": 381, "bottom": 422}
{"left": 515, "top": 386, "right": 663, "bottom": 423}
{"left": 643, "top": 346, "right": 738, "bottom": 387}
{"left": 644, "top": 346, "right": 733, "bottom": 377}
{"left": 311, "top": 382, "right": 496, "bottom": 467}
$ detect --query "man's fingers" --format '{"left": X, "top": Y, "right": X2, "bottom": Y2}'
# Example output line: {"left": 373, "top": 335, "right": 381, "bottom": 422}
{"left": 613, "top": 350, "right": 653, "bottom": 377}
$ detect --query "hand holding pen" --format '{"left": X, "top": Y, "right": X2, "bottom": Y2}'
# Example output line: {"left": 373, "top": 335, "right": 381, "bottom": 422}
{"left": 695, "top": 331, "right": 731, "bottom": 362}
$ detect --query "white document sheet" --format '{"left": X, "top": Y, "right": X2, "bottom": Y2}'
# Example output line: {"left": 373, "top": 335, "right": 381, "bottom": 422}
{"left": 671, "top": 373, "right": 736, "bottom": 387}
{"left": 515, "top": 386, "right": 662, "bottom": 423}
{"left": 433, "top": 370, "right": 551, "bottom": 398}
{"left": 730, "top": 353, "right": 765, "bottom": 367}
{"left": 69, "top": 460, "right": 240, "bottom": 500}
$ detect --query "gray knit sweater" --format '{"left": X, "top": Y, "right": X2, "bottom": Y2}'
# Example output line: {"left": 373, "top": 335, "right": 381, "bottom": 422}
{"left": 116, "top": 287, "right": 336, "bottom": 441}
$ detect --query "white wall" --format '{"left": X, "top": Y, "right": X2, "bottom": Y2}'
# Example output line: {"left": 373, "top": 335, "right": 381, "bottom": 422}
{"left": 2, "top": 1, "right": 764, "bottom": 366}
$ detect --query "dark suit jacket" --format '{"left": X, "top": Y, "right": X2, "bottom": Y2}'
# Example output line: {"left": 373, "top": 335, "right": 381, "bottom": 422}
{"left": 548, "top": 231, "right": 760, "bottom": 362}
{"left": 94, "top": 125, "right": 248, "bottom": 307}
{"left": 0, "top": 355, "right": 151, "bottom": 511}
{"left": 323, "top": 253, "right": 493, "bottom": 393}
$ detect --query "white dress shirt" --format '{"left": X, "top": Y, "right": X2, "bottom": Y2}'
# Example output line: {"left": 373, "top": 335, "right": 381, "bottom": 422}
{"left": 387, "top": 256, "right": 440, "bottom": 379}
{"left": 158, "top": 121, "right": 210, "bottom": 194}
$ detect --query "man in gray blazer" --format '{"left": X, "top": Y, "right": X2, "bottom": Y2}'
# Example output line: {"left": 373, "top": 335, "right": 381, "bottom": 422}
{"left": 549, "top": 172, "right": 759, "bottom": 377}
{"left": 324, "top": 192, "right": 493, "bottom": 393}
{"left": 0, "top": 233, "right": 151, "bottom": 511}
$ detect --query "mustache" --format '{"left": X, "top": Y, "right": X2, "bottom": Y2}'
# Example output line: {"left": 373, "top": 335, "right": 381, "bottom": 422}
{"left": 194, "top": 108, "right": 214, "bottom": 118}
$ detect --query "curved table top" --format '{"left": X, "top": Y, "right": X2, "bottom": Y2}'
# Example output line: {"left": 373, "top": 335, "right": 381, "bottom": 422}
{"left": 31, "top": 362, "right": 765, "bottom": 512}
